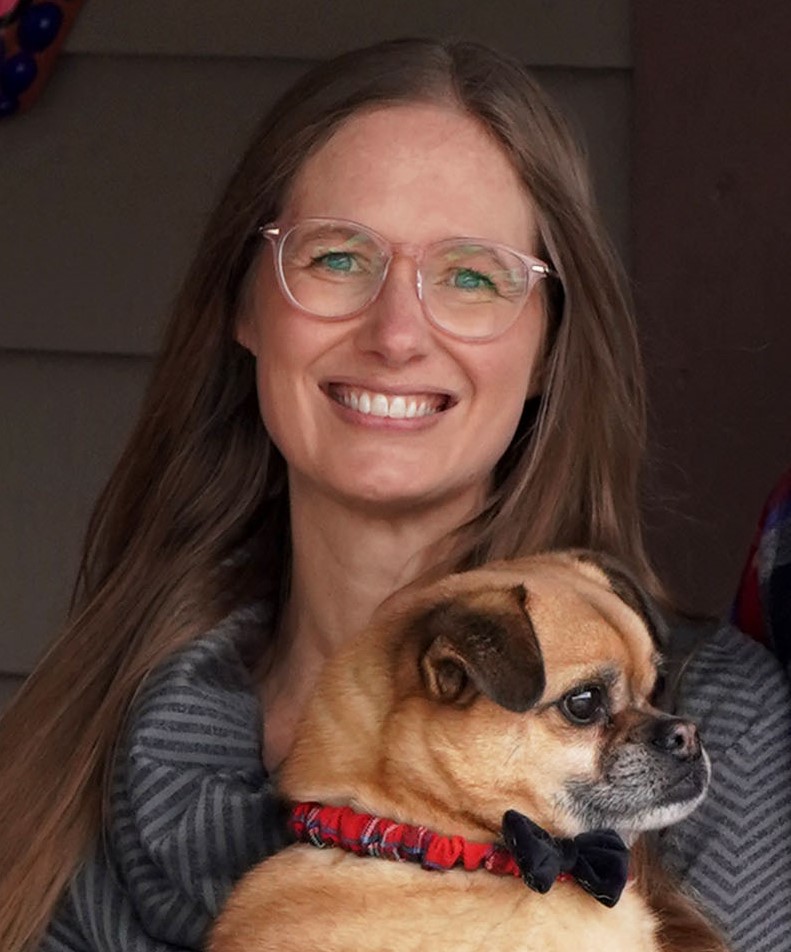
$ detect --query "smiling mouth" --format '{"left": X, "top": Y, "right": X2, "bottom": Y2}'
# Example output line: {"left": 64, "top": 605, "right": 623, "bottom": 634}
{"left": 326, "top": 384, "right": 454, "bottom": 420}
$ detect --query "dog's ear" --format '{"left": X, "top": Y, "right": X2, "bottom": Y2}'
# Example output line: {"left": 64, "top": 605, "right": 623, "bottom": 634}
{"left": 573, "top": 550, "right": 668, "bottom": 650}
{"left": 413, "top": 584, "right": 545, "bottom": 712}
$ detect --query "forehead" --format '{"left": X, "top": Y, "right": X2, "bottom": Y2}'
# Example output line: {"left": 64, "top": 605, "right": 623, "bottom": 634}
{"left": 529, "top": 585, "right": 658, "bottom": 700}
{"left": 284, "top": 102, "right": 537, "bottom": 250}
{"left": 433, "top": 559, "right": 659, "bottom": 700}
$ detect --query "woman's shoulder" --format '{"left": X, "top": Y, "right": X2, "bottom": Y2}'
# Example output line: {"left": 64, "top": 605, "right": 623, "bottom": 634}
{"left": 668, "top": 620, "right": 790, "bottom": 775}
{"left": 126, "top": 603, "right": 270, "bottom": 774}
{"left": 669, "top": 620, "right": 790, "bottom": 735}
{"left": 42, "top": 604, "right": 288, "bottom": 952}
{"left": 663, "top": 621, "right": 791, "bottom": 951}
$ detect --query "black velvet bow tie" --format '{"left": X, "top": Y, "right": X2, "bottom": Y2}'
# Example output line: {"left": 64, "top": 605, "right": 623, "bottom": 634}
{"left": 501, "top": 809, "right": 630, "bottom": 908}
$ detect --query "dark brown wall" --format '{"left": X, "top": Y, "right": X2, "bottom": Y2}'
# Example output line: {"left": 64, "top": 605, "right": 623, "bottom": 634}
{"left": 632, "top": 4, "right": 791, "bottom": 614}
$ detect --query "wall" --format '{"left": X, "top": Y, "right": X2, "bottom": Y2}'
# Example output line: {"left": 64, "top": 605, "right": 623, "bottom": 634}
{"left": 632, "top": 3, "right": 791, "bottom": 614}
{"left": 0, "top": 0, "right": 632, "bottom": 707}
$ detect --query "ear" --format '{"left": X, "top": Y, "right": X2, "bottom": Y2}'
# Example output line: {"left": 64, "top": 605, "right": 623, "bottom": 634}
{"left": 235, "top": 312, "right": 258, "bottom": 356}
{"left": 414, "top": 585, "right": 545, "bottom": 712}
{"left": 573, "top": 550, "right": 668, "bottom": 650}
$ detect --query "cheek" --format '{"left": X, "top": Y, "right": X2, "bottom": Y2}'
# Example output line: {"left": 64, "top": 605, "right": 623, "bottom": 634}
{"left": 468, "top": 310, "right": 546, "bottom": 433}
{"left": 252, "top": 328, "right": 320, "bottom": 453}
{"left": 527, "top": 724, "right": 602, "bottom": 778}
{"left": 238, "top": 278, "right": 313, "bottom": 445}
{"left": 484, "top": 301, "right": 545, "bottom": 390}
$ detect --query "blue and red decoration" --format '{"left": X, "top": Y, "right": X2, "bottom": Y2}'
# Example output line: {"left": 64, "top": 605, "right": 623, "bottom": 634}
{"left": 0, "top": 0, "right": 87, "bottom": 118}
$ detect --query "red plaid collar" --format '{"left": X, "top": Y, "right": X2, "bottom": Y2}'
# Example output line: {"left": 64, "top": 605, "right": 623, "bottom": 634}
{"left": 288, "top": 801, "right": 570, "bottom": 882}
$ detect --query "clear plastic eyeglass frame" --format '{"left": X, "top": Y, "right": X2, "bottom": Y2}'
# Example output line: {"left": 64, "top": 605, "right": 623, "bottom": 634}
{"left": 258, "top": 217, "right": 558, "bottom": 342}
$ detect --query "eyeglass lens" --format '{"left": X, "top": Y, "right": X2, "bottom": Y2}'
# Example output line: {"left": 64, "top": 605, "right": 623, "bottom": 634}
{"left": 278, "top": 221, "right": 532, "bottom": 339}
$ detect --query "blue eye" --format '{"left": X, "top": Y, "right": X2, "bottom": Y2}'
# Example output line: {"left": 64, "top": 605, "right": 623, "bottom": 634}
{"left": 314, "top": 252, "right": 357, "bottom": 273}
{"left": 451, "top": 268, "right": 496, "bottom": 292}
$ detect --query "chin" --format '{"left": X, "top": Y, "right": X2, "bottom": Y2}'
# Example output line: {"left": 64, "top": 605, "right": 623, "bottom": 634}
{"left": 322, "top": 466, "right": 485, "bottom": 517}
{"left": 335, "top": 483, "right": 451, "bottom": 516}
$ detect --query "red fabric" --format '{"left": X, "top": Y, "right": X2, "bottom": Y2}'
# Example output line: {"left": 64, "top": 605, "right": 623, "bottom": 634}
{"left": 289, "top": 801, "right": 570, "bottom": 882}
{"left": 733, "top": 466, "right": 791, "bottom": 646}
{"left": 733, "top": 535, "right": 767, "bottom": 644}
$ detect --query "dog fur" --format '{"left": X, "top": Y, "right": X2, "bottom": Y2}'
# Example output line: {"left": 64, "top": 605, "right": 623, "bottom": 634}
{"left": 210, "top": 551, "right": 728, "bottom": 951}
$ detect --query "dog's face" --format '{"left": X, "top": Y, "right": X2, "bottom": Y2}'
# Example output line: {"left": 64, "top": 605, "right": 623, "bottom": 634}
{"left": 366, "top": 551, "right": 711, "bottom": 840}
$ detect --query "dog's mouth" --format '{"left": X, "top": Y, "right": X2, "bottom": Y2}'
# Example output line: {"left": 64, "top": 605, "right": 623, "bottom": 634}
{"left": 658, "top": 753, "right": 711, "bottom": 803}
{"left": 562, "top": 746, "right": 711, "bottom": 835}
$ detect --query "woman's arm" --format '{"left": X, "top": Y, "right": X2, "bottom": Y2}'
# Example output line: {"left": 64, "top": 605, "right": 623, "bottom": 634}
{"left": 40, "top": 616, "right": 289, "bottom": 952}
{"left": 661, "top": 623, "right": 791, "bottom": 952}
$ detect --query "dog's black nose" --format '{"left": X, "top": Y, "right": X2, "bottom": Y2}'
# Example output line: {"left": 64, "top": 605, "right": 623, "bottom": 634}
{"left": 650, "top": 717, "right": 700, "bottom": 761}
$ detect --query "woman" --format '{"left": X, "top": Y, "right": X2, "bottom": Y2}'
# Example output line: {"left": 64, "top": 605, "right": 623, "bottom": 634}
{"left": 0, "top": 38, "right": 789, "bottom": 952}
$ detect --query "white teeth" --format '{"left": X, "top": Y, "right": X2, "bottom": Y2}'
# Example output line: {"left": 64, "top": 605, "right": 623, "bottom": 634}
{"left": 371, "top": 394, "right": 389, "bottom": 417}
{"left": 388, "top": 396, "right": 407, "bottom": 419}
{"left": 334, "top": 388, "right": 444, "bottom": 419}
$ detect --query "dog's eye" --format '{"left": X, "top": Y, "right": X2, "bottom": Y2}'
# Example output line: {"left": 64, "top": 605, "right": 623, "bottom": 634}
{"left": 559, "top": 686, "right": 606, "bottom": 725}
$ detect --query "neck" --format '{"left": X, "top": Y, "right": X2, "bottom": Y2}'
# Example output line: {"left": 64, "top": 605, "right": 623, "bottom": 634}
{"left": 281, "top": 476, "right": 482, "bottom": 666}
{"left": 260, "top": 476, "right": 485, "bottom": 773}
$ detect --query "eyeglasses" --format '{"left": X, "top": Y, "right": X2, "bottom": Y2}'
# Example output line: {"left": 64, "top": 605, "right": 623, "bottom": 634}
{"left": 259, "top": 217, "right": 557, "bottom": 341}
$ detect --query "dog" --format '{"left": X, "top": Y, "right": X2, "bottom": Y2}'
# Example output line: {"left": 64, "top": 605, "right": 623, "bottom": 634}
{"left": 210, "top": 551, "right": 727, "bottom": 951}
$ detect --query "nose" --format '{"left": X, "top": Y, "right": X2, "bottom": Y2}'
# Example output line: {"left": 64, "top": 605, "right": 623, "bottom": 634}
{"left": 353, "top": 256, "right": 432, "bottom": 366}
{"left": 650, "top": 717, "right": 701, "bottom": 761}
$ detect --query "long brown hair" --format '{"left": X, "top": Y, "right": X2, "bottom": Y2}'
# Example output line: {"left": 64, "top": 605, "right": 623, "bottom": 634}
{"left": 0, "top": 38, "right": 652, "bottom": 949}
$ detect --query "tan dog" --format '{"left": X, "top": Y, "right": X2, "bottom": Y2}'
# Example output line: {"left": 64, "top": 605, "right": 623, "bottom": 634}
{"left": 211, "top": 551, "right": 727, "bottom": 952}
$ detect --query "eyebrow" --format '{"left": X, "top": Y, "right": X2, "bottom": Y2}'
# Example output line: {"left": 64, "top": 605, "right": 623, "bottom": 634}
{"left": 533, "top": 665, "right": 621, "bottom": 710}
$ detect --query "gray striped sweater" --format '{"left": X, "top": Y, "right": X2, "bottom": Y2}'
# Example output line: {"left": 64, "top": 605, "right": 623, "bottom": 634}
{"left": 41, "top": 610, "right": 791, "bottom": 952}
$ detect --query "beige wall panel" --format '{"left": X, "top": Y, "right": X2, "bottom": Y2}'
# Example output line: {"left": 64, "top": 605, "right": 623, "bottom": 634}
{"left": 65, "top": 0, "right": 630, "bottom": 68}
{"left": 0, "top": 353, "right": 151, "bottom": 673}
{"left": 1, "top": 58, "right": 628, "bottom": 356}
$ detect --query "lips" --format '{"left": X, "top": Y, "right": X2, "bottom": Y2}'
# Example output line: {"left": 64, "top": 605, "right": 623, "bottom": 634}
{"left": 325, "top": 384, "right": 454, "bottom": 419}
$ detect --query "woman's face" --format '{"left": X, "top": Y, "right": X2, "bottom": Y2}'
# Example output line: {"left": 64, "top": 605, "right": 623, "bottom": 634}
{"left": 238, "top": 102, "right": 548, "bottom": 516}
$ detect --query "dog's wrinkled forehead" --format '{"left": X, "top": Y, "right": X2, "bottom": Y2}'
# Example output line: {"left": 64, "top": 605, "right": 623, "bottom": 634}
{"left": 570, "top": 550, "right": 667, "bottom": 653}
{"left": 530, "top": 553, "right": 660, "bottom": 674}
{"left": 528, "top": 582, "right": 658, "bottom": 699}
{"left": 405, "top": 550, "right": 662, "bottom": 702}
